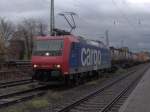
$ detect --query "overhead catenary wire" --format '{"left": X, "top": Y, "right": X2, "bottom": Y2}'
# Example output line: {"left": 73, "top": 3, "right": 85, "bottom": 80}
{"left": 59, "top": 12, "right": 77, "bottom": 33}
{"left": 113, "top": 0, "right": 150, "bottom": 52}
{"left": 57, "top": 0, "right": 145, "bottom": 49}
{"left": 121, "top": 0, "right": 143, "bottom": 26}
{"left": 72, "top": 0, "right": 113, "bottom": 37}
{"left": 110, "top": 0, "right": 148, "bottom": 51}
{"left": 111, "top": 0, "right": 141, "bottom": 33}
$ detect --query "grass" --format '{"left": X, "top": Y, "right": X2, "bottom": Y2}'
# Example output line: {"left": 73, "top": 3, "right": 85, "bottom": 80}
{"left": 86, "top": 80, "right": 98, "bottom": 85}
{"left": 18, "top": 85, "right": 31, "bottom": 91}
{"left": 47, "top": 91, "right": 63, "bottom": 103}
{"left": 25, "top": 98, "right": 49, "bottom": 111}
{"left": 0, "top": 98, "right": 49, "bottom": 112}
{"left": 0, "top": 91, "right": 62, "bottom": 112}
{"left": 116, "top": 68, "right": 127, "bottom": 74}
{"left": 0, "top": 106, "right": 25, "bottom": 112}
{"left": 11, "top": 85, "right": 31, "bottom": 96}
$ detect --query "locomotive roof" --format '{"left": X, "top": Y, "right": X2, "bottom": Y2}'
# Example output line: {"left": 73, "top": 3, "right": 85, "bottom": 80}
{"left": 35, "top": 35, "right": 106, "bottom": 48}
{"left": 77, "top": 36, "right": 106, "bottom": 48}
{"left": 34, "top": 35, "right": 79, "bottom": 42}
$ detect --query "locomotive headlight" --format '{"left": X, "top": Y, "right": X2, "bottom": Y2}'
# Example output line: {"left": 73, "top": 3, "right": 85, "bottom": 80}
{"left": 56, "top": 64, "right": 61, "bottom": 68}
{"left": 33, "top": 64, "right": 38, "bottom": 68}
{"left": 54, "top": 64, "right": 61, "bottom": 69}
{"left": 45, "top": 52, "right": 50, "bottom": 56}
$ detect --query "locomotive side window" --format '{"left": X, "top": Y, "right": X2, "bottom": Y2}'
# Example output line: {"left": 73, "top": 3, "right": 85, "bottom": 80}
{"left": 33, "top": 40, "right": 64, "bottom": 56}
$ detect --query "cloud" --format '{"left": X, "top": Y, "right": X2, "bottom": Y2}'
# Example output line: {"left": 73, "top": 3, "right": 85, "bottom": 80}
{"left": 0, "top": 0, "right": 150, "bottom": 51}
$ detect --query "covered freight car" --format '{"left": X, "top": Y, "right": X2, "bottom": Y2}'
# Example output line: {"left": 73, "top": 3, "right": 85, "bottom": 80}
{"left": 136, "top": 52, "right": 150, "bottom": 63}
{"left": 110, "top": 47, "right": 133, "bottom": 68}
{"left": 32, "top": 35, "right": 111, "bottom": 84}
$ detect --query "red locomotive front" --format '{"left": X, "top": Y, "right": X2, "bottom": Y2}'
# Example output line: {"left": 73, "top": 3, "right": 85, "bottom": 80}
{"left": 32, "top": 35, "right": 77, "bottom": 82}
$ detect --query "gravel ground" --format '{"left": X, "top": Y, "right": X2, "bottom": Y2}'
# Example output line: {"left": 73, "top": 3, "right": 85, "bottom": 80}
{"left": 0, "top": 67, "right": 32, "bottom": 81}
{"left": 0, "top": 64, "right": 146, "bottom": 112}
{"left": 0, "top": 71, "right": 31, "bottom": 81}
{"left": 0, "top": 82, "right": 38, "bottom": 97}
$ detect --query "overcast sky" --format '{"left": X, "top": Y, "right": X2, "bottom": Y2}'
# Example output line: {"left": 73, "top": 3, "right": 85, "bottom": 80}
{"left": 0, "top": 0, "right": 150, "bottom": 52}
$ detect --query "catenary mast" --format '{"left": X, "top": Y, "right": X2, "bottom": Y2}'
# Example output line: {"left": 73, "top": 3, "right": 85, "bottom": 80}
{"left": 50, "top": 0, "right": 55, "bottom": 36}
{"left": 105, "top": 30, "right": 109, "bottom": 47}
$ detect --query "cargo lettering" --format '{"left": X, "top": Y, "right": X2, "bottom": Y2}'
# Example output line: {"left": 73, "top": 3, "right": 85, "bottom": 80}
{"left": 81, "top": 48, "right": 101, "bottom": 66}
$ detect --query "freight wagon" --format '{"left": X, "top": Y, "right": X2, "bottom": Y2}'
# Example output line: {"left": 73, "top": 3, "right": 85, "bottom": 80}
{"left": 136, "top": 52, "right": 150, "bottom": 63}
{"left": 110, "top": 47, "right": 133, "bottom": 68}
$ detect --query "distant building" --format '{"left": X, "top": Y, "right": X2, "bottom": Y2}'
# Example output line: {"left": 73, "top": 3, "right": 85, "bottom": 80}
{"left": 121, "top": 47, "right": 129, "bottom": 52}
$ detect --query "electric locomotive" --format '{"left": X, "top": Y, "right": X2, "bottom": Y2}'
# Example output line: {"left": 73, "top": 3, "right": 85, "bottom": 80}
{"left": 32, "top": 34, "right": 111, "bottom": 84}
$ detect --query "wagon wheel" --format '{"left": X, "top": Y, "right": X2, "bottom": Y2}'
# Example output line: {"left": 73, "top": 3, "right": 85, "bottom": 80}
{"left": 65, "top": 76, "right": 73, "bottom": 87}
{"left": 42, "top": 72, "right": 49, "bottom": 82}
{"left": 74, "top": 74, "right": 80, "bottom": 86}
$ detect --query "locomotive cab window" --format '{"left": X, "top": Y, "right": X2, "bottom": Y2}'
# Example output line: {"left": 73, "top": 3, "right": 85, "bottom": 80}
{"left": 33, "top": 40, "right": 64, "bottom": 56}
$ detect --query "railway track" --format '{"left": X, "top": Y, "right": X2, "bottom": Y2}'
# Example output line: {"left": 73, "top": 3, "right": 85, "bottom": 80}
{"left": 0, "top": 84, "right": 47, "bottom": 108}
{"left": 0, "top": 64, "right": 146, "bottom": 110}
{"left": 0, "top": 79, "right": 34, "bottom": 88}
{"left": 56, "top": 65, "right": 149, "bottom": 112}
{"left": 0, "top": 78, "right": 46, "bottom": 108}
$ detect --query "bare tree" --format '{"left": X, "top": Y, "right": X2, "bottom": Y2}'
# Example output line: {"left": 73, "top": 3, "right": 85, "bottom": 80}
{"left": 16, "top": 18, "right": 48, "bottom": 59}
{"left": 0, "top": 18, "right": 14, "bottom": 42}
{"left": 0, "top": 18, "right": 14, "bottom": 62}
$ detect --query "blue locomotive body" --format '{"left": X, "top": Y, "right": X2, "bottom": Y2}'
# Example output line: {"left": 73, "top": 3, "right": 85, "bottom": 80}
{"left": 69, "top": 39, "right": 111, "bottom": 74}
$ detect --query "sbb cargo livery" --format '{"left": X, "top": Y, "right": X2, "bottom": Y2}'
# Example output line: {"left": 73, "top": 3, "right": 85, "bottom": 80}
{"left": 81, "top": 48, "right": 101, "bottom": 66}
{"left": 70, "top": 41, "right": 111, "bottom": 74}
{"left": 32, "top": 35, "right": 111, "bottom": 84}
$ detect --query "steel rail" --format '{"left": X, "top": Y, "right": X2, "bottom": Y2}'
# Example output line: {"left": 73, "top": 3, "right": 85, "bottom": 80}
{"left": 101, "top": 67, "right": 148, "bottom": 112}
{"left": 57, "top": 70, "right": 137, "bottom": 112}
